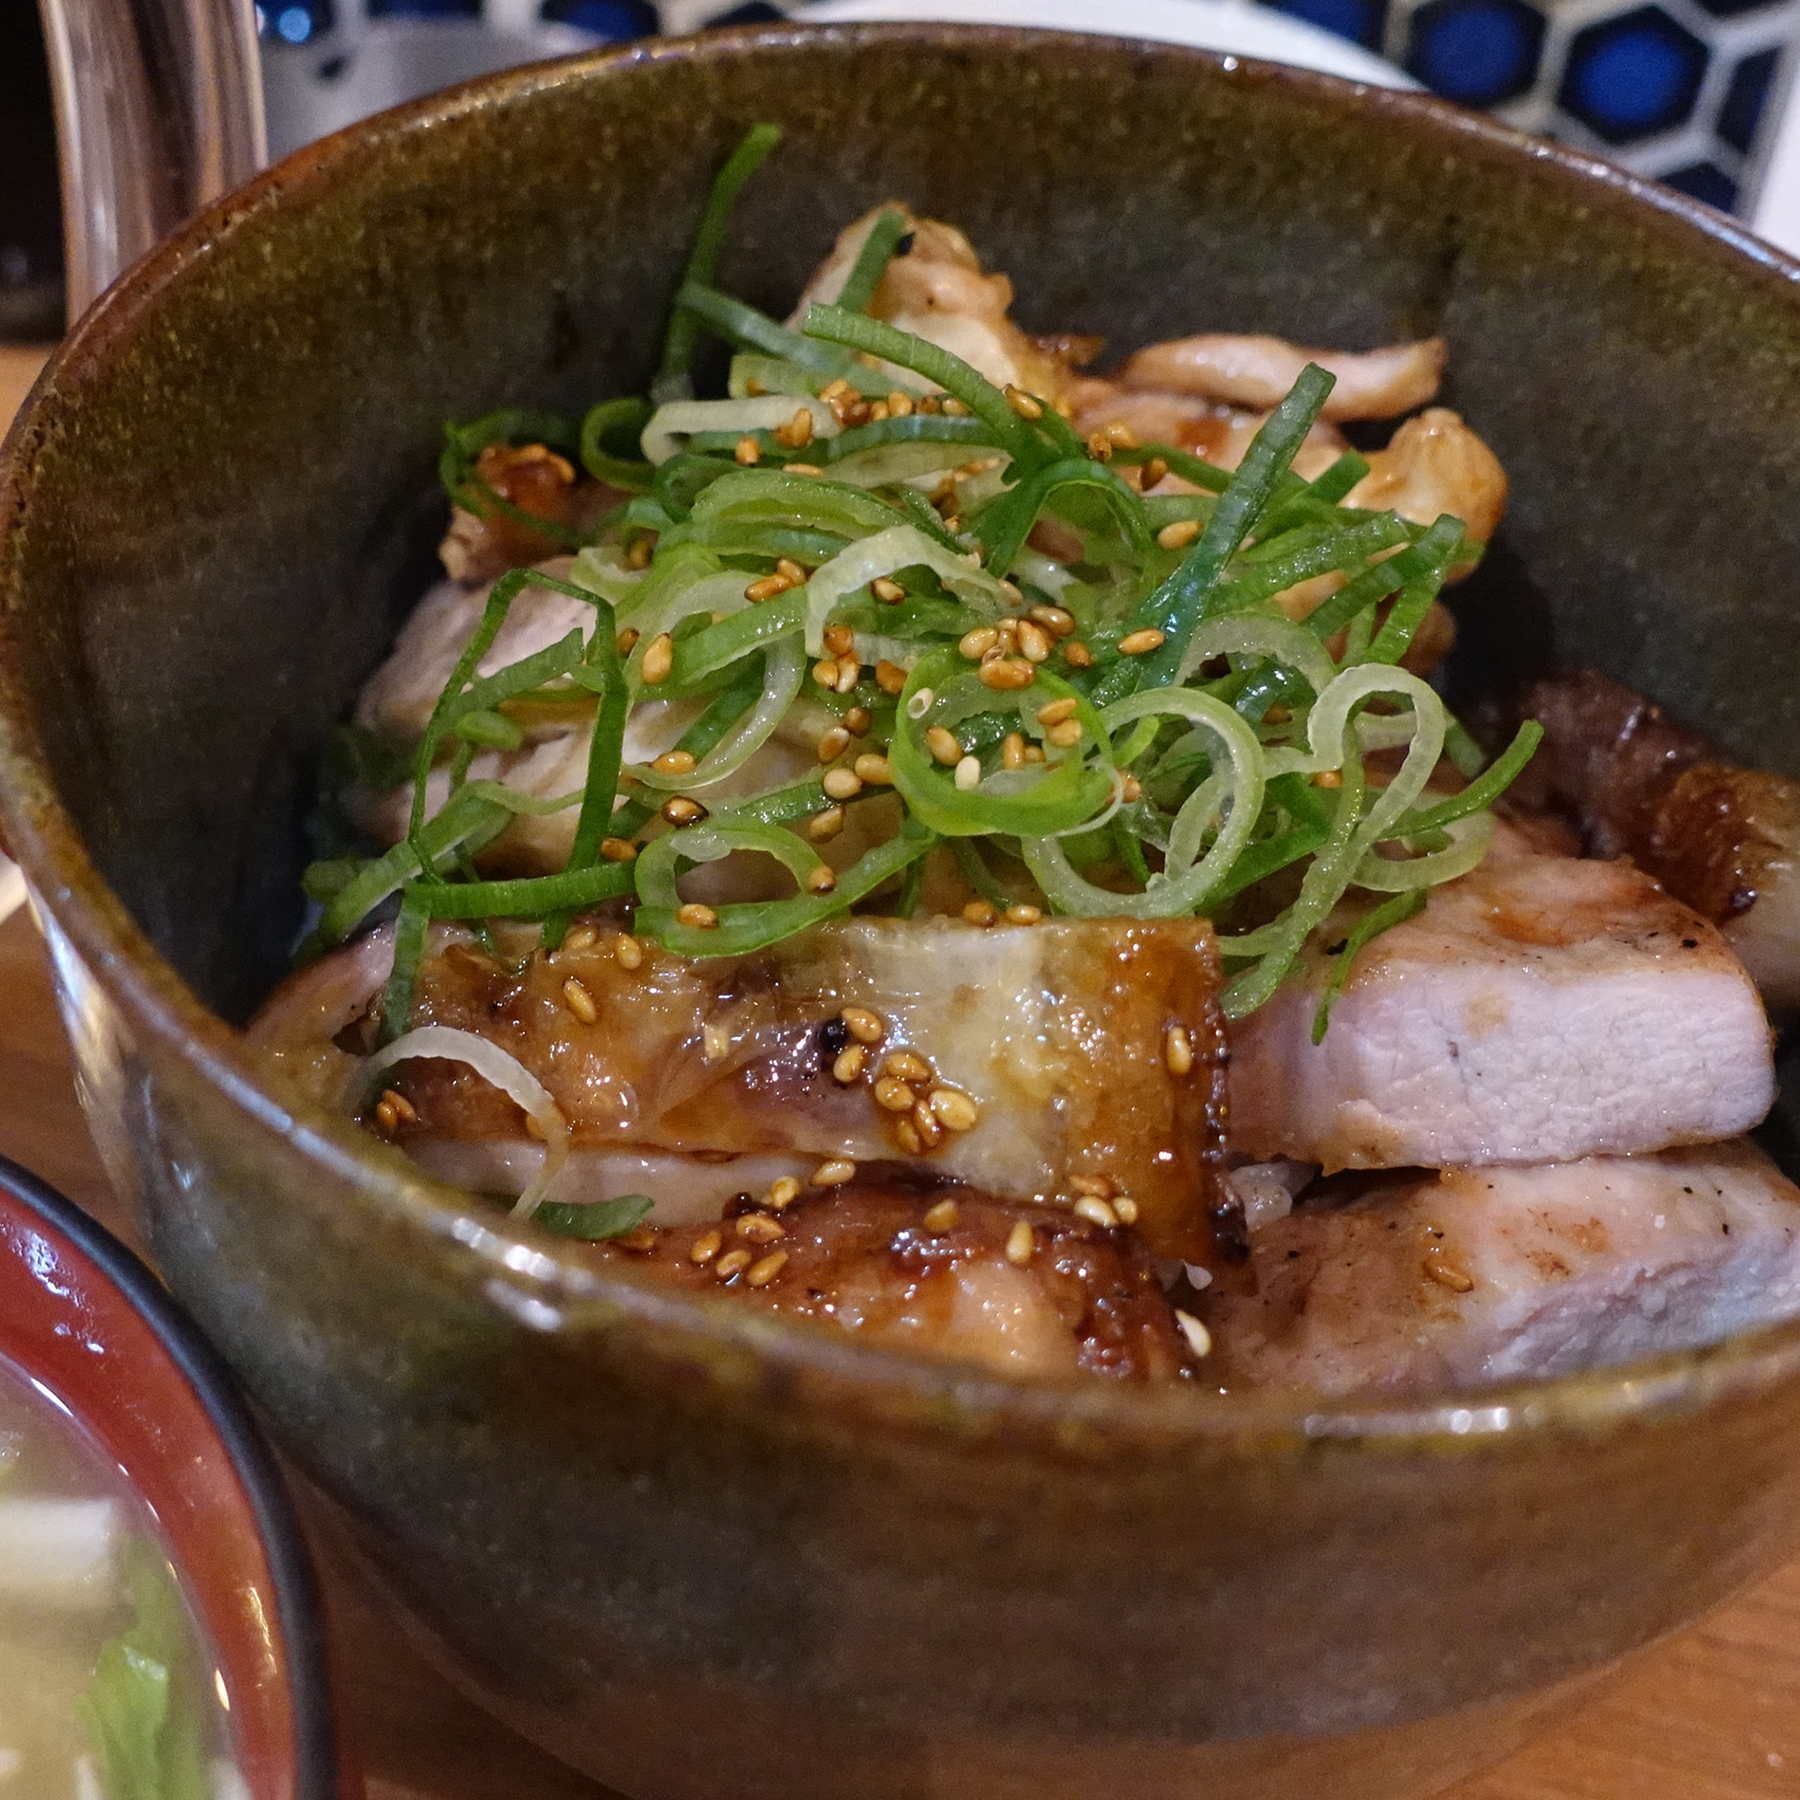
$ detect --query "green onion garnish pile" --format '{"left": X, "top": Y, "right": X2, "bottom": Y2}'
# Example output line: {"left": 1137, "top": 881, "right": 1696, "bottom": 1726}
{"left": 306, "top": 125, "right": 1540, "bottom": 1043}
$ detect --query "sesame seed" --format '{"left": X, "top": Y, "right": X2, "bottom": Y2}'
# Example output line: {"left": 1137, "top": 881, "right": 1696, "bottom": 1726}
{"left": 715, "top": 1248, "right": 752, "bottom": 1280}
{"left": 808, "top": 805, "right": 846, "bottom": 842}
{"left": 1036, "top": 697, "right": 1078, "bottom": 726}
{"left": 736, "top": 1212, "right": 785, "bottom": 1243}
{"left": 911, "top": 1101, "right": 945, "bottom": 1147}
{"left": 833, "top": 657, "right": 860, "bottom": 694}
{"left": 853, "top": 753, "right": 893, "bottom": 785}
{"left": 954, "top": 755, "right": 981, "bottom": 791}
{"left": 959, "top": 626, "right": 1001, "bottom": 661}
{"left": 806, "top": 865, "right": 838, "bottom": 894}
{"left": 677, "top": 903, "right": 718, "bottom": 930}
{"left": 1004, "top": 385, "right": 1045, "bottom": 420}
{"left": 1063, "top": 640, "right": 1094, "bottom": 668}
{"left": 894, "top": 1118, "right": 924, "bottom": 1154}
{"left": 745, "top": 572, "right": 797, "bottom": 602}
{"left": 562, "top": 924, "right": 599, "bottom": 953}
{"left": 626, "top": 538, "right": 653, "bottom": 570}
{"left": 373, "top": 1095, "right": 401, "bottom": 1134}
{"left": 1002, "top": 731, "right": 1026, "bottom": 771}
{"left": 841, "top": 707, "right": 870, "bottom": 736}
{"left": 928, "top": 1087, "right": 980, "bottom": 1132}
{"left": 768, "top": 1176, "right": 801, "bottom": 1210}
{"left": 1016, "top": 620, "right": 1052, "bottom": 663}
{"left": 775, "top": 407, "right": 815, "bottom": 449}
{"left": 919, "top": 395, "right": 942, "bottom": 414}
{"left": 734, "top": 435, "right": 761, "bottom": 466}
{"left": 832, "top": 1044, "right": 866, "bottom": 1083}
{"left": 940, "top": 397, "right": 971, "bottom": 416}
{"left": 1141, "top": 457, "right": 1169, "bottom": 489}
{"left": 561, "top": 977, "right": 599, "bottom": 1025}
{"left": 823, "top": 623, "right": 855, "bottom": 657}
{"left": 906, "top": 687, "right": 935, "bottom": 720}
{"left": 874, "top": 1077, "right": 916, "bottom": 1112}
{"left": 841, "top": 1007, "right": 885, "bottom": 1043}
{"left": 1121, "top": 774, "right": 1143, "bottom": 803}
{"left": 923, "top": 1197, "right": 961, "bottom": 1231}
{"left": 1164, "top": 1024, "right": 1194, "bottom": 1076}
{"left": 1046, "top": 720, "right": 1082, "bottom": 749}
{"left": 690, "top": 1229, "right": 723, "bottom": 1265}
{"left": 777, "top": 558, "right": 807, "bottom": 585}
{"left": 872, "top": 576, "right": 906, "bottom": 603}
{"left": 820, "top": 377, "right": 851, "bottom": 401}
{"left": 1070, "top": 1174, "right": 1116, "bottom": 1198}
{"left": 978, "top": 658, "right": 1035, "bottom": 691}
{"left": 1085, "top": 431, "right": 1114, "bottom": 461}
{"left": 1424, "top": 1252, "right": 1475, "bottom": 1293}
{"left": 888, "top": 391, "right": 914, "bottom": 417}
{"left": 1030, "top": 605, "right": 1077, "bottom": 638}
{"left": 616, "top": 1227, "right": 658, "bottom": 1253}
{"left": 786, "top": 463, "right": 824, "bottom": 476}
{"left": 962, "top": 900, "right": 997, "bottom": 927}
{"left": 884, "top": 1049, "right": 932, "bottom": 1082}
{"left": 661, "top": 796, "right": 707, "bottom": 827}
{"left": 1118, "top": 628, "right": 1166, "bottom": 657}
{"left": 822, "top": 767, "right": 863, "bottom": 801}
{"left": 1073, "top": 1195, "right": 1119, "bottom": 1228}
{"left": 1175, "top": 1310, "right": 1212, "bottom": 1358}
{"left": 640, "top": 632, "right": 674, "bottom": 685}
{"left": 652, "top": 749, "right": 697, "bottom": 776}
{"left": 600, "top": 836, "right": 638, "bottom": 863}
{"left": 875, "top": 660, "right": 907, "bottom": 696}
{"left": 616, "top": 625, "right": 641, "bottom": 656}
{"left": 812, "top": 658, "right": 840, "bottom": 689}
{"left": 1104, "top": 421, "right": 1139, "bottom": 450}
{"left": 1005, "top": 1219, "right": 1035, "bottom": 1264}
{"left": 1004, "top": 903, "right": 1043, "bottom": 926}
{"left": 1113, "top": 1196, "right": 1140, "bottom": 1225}
{"left": 1156, "top": 518, "right": 1201, "bottom": 551}
{"left": 613, "top": 934, "right": 644, "bottom": 970}
{"left": 813, "top": 1159, "right": 857, "bottom": 1186}
{"left": 1312, "top": 769, "right": 1344, "bottom": 788}
{"left": 817, "top": 725, "right": 852, "bottom": 763}
{"left": 745, "top": 1249, "right": 789, "bottom": 1287}
{"left": 926, "top": 725, "right": 963, "bottom": 766}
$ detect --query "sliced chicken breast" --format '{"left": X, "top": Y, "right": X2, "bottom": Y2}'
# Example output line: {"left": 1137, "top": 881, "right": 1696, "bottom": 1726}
{"left": 1114, "top": 333, "right": 1447, "bottom": 422}
{"left": 1229, "top": 853, "right": 1775, "bottom": 1170}
{"left": 1198, "top": 1141, "right": 1800, "bottom": 1394}
{"left": 249, "top": 915, "right": 1230, "bottom": 1264}
{"left": 607, "top": 1181, "right": 1196, "bottom": 1382}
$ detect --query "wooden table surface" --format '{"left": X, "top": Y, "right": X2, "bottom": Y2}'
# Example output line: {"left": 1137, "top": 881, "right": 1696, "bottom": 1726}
{"left": 4, "top": 339, "right": 1799, "bottom": 1798}
{"left": 0, "top": 909, "right": 1795, "bottom": 1799}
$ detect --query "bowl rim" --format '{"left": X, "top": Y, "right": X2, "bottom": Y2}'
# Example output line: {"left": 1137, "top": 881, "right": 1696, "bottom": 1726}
{"left": 9, "top": 19, "right": 1800, "bottom": 1455}
{"left": 0, "top": 1150, "right": 342, "bottom": 1798}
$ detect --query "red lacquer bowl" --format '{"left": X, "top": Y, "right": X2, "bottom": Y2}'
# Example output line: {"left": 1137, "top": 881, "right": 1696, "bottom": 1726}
{"left": 0, "top": 1153, "right": 345, "bottom": 1800}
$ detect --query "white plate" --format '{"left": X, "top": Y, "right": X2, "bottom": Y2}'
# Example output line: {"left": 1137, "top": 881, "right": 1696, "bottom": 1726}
{"left": 791, "top": 0, "right": 1413, "bottom": 89}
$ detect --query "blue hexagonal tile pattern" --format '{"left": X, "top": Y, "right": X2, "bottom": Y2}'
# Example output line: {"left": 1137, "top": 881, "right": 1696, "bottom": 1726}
{"left": 1560, "top": 7, "right": 1710, "bottom": 145}
{"left": 1406, "top": 0, "right": 1545, "bottom": 104}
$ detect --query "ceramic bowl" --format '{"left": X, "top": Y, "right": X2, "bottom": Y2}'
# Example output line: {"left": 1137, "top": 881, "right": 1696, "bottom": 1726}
{"left": 0, "top": 1153, "right": 342, "bottom": 1799}
{"left": 6, "top": 25, "right": 1800, "bottom": 1800}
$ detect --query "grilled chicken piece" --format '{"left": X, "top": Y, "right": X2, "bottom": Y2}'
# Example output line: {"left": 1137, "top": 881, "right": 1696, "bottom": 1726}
{"left": 1229, "top": 852, "right": 1775, "bottom": 1171}
{"left": 1490, "top": 668, "right": 1800, "bottom": 1020}
{"left": 249, "top": 915, "right": 1230, "bottom": 1265}
{"left": 1114, "top": 333, "right": 1447, "bottom": 422}
{"left": 1198, "top": 1141, "right": 1800, "bottom": 1394}
{"left": 786, "top": 206, "right": 1072, "bottom": 402}
{"left": 439, "top": 443, "right": 619, "bottom": 586}
{"left": 1063, "top": 379, "right": 1350, "bottom": 479}
{"left": 1343, "top": 407, "right": 1506, "bottom": 551}
{"left": 609, "top": 1182, "right": 1196, "bottom": 1382}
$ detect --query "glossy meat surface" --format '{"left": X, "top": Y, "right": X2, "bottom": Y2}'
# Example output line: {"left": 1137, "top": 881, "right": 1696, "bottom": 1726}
{"left": 248, "top": 915, "right": 1230, "bottom": 1262}
{"left": 608, "top": 1181, "right": 1195, "bottom": 1382}
{"left": 1229, "top": 852, "right": 1775, "bottom": 1170}
{"left": 1199, "top": 1142, "right": 1800, "bottom": 1394}
{"left": 1494, "top": 668, "right": 1800, "bottom": 1018}
{"left": 1114, "top": 332, "right": 1446, "bottom": 421}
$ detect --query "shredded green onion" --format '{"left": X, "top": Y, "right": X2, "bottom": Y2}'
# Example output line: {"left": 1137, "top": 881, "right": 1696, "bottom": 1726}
{"left": 324, "top": 128, "right": 1538, "bottom": 1040}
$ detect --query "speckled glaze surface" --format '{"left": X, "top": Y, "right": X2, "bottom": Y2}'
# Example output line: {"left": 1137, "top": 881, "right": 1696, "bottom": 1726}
{"left": 7, "top": 27, "right": 1800, "bottom": 1800}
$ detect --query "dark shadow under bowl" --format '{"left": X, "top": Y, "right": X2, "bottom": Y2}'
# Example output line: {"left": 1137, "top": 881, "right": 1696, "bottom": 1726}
{"left": 6, "top": 25, "right": 1800, "bottom": 1800}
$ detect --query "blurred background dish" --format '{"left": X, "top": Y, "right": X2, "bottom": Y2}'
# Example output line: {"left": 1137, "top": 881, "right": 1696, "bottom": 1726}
{"left": 0, "top": 1153, "right": 340, "bottom": 1800}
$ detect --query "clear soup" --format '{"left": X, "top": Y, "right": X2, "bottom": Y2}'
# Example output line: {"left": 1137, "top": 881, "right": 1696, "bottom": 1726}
{"left": 0, "top": 1356, "right": 242, "bottom": 1800}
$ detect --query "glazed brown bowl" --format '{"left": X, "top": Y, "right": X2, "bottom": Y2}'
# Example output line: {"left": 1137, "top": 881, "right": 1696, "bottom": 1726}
{"left": 7, "top": 25, "right": 1800, "bottom": 1800}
